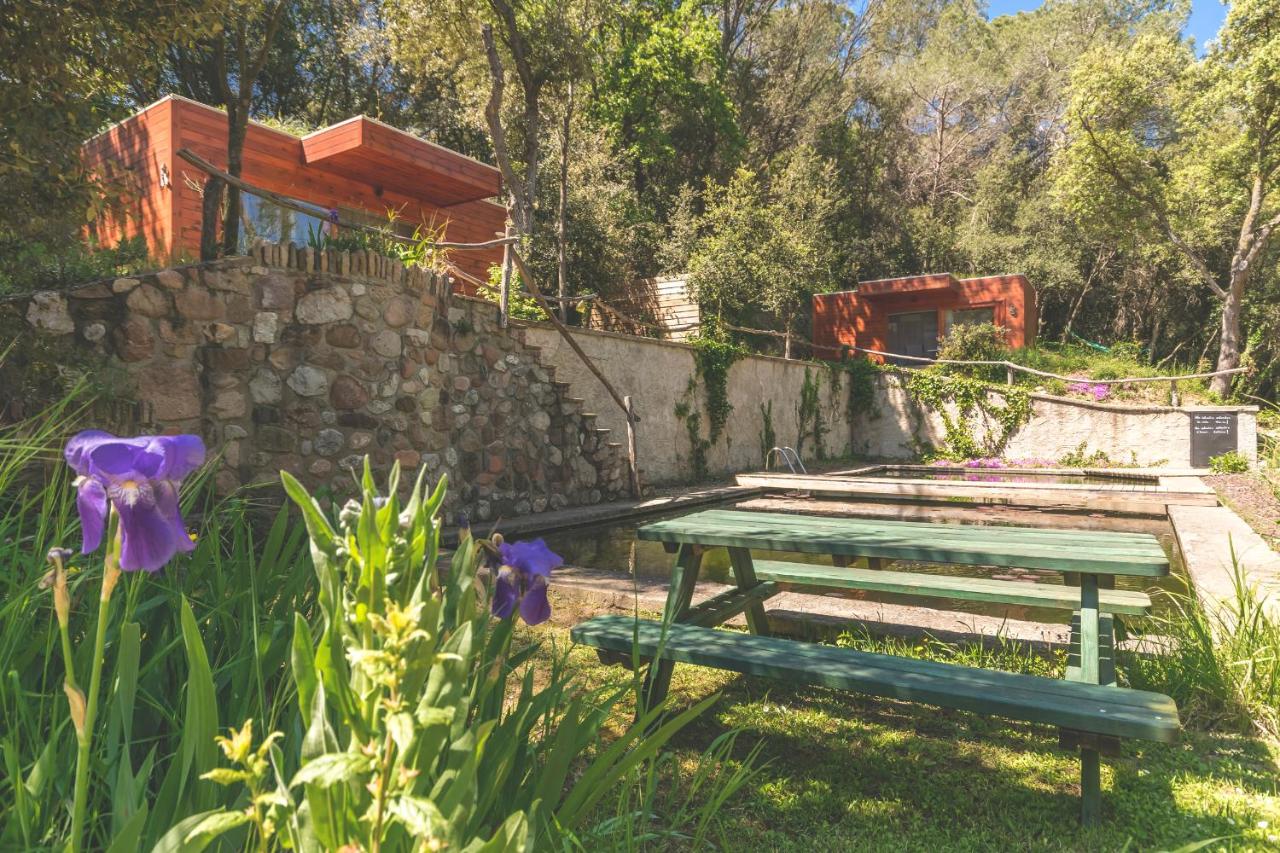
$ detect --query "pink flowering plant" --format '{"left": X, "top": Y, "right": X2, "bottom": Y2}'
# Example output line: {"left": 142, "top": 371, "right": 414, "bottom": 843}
{"left": 1066, "top": 381, "right": 1111, "bottom": 401}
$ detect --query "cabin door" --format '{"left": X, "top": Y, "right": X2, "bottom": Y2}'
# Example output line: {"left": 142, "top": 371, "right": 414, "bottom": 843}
{"left": 886, "top": 310, "right": 939, "bottom": 364}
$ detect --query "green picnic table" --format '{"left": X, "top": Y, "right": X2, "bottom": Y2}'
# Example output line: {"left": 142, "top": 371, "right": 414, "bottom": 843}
{"left": 571, "top": 509, "right": 1180, "bottom": 825}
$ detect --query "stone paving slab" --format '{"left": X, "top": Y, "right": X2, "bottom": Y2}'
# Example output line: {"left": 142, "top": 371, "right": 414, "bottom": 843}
{"left": 1167, "top": 503, "right": 1280, "bottom": 621}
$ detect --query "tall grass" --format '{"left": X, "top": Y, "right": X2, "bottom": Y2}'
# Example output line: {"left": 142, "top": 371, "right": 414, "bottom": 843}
{"left": 0, "top": 392, "right": 757, "bottom": 850}
{"left": 0, "top": 392, "right": 316, "bottom": 849}
{"left": 1122, "top": 551, "right": 1280, "bottom": 740}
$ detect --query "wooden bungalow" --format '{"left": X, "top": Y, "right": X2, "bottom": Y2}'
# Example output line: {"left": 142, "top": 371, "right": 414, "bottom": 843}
{"left": 82, "top": 94, "right": 507, "bottom": 286}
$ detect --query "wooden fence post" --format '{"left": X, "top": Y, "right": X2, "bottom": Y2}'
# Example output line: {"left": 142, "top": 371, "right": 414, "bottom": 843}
{"left": 625, "top": 395, "right": 641, "bottom": 498}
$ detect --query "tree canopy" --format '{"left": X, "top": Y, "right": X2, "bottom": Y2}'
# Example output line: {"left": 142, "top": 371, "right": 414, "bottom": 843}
{"left": 4, "top": 0, "right": 1279, "bottom": 397}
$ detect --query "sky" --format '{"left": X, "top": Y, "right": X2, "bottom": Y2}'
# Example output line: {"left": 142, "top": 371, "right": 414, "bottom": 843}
{"left": 985, "top": 0, "right": 1229, "bottom": 52}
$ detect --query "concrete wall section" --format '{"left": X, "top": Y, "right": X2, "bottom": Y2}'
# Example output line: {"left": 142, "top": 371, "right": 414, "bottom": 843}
{"left": 521, "top": 325, "right": 849, "bottom": 483}
{"left": 523, "top": 324, "right": 1258, "bottom": 482}
{"left": 858, "top": 376, "right": 1257, "bottom": 466}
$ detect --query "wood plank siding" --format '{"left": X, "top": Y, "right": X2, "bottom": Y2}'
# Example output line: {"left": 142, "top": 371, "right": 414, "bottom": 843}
{"left": 84, "top": 95, "right": 506, "bottom": 286}
{"left": 588, "top": 275, "right": 700, "bottom": 340}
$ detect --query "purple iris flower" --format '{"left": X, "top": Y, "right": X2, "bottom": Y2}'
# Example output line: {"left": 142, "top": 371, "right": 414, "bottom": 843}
{"left": 491, "top": 539, "right": 561, "bottom": 626}
{"left": 65, "top": 431, "right": 206, "bottom": 573}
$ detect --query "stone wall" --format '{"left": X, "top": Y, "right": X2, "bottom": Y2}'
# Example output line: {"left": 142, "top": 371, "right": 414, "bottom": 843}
{"left": 521, "top": 324, "right": 1258, "bottom": 481}
{"left": 4, "top": 244, "right": 629, "bottom": 520}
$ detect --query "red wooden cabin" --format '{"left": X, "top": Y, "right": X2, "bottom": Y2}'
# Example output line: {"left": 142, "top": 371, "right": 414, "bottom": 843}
{"left": 812, "top": 273, "right": 1037, "bottom": 363}
{"left": 83, "top": 95, "right": 506, "bottom": 286}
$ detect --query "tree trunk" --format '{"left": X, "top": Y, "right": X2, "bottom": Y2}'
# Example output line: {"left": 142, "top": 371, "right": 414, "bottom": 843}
{"left": 557, "top": 83, "right": 573, "bottom": 323}
{"left": 1211, "top": 271, "right": 1247, "bottom": 396}
{"left": 222, "top": 103, "right": 248, "bottom": 256}
{"left": 200, "top": 176, "right": 224, "bottom": 261}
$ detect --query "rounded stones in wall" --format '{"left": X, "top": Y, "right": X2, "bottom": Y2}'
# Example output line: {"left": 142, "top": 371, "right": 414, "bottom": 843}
{"left": 287, "top": 364, "right": 330, "bottom": 397}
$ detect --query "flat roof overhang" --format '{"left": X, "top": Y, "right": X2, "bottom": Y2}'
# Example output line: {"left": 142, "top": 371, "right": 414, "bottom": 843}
{"left": 302, "top": 116, "right": 501, "bottom": 207}
{"left": 857, "top": 273, "right": 959, "bottom": 297}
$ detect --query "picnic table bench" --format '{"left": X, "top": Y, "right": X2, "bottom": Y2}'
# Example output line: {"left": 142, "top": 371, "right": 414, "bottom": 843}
{"left": 571, "top": 509, "right": 1180, "bottom": 824}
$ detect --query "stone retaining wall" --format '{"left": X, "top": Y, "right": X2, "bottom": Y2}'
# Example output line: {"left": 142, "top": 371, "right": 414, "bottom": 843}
{"left": 3, "top": 244, "right": 628, "bottom": 520}
{"left": 522, "top": 324, "right": 1258, "bottom": 482}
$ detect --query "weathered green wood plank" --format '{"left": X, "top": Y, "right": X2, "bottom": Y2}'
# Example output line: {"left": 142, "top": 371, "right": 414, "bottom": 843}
{"left": 638, "top": 513, "right": 1165, "bottom": 552}
{"left": 646, "top": 510, "right": 1164, "bottom": 552}
{"left": 643, "top": 544, "right": 703, "bottom": 710}
{"left": 637, "top": 510, "right": 1169, "bottom": 576}
{"left": 571, "top": 616, "right": 1180, "bottom": 742}
{"left": 727, "top": 547, "right": 772, "bottom": 637}
{"left": 1067, "top": 613, "right": 1116, "bottom": 687}
{"left": 662, "top": 508, "right": 1162, "bottom": 545}
{"left": 1074, "top": 573, "right": 1105, "bottom": 822}
{"left": 1078, "top": 576, "right": 1102, "bottom": 685}
{"left": 752, "top": 561, "right": 1152, "bottom": 615}
{"left": 681, "top": 582, "right": 780, "bottom": 628}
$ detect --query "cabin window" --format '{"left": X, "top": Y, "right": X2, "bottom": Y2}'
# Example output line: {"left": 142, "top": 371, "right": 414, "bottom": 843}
{"left": 239, "top": 195, "right": 331, "bottom": 250}
{"left": 947, "top": 306, "right": 996, "bottom": 330}
{"left": 886, "top": 310, "right": 939, "bottom": 364}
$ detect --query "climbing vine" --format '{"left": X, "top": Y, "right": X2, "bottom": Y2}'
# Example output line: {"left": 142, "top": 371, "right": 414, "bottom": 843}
{"left": 675, "top": 333, "right": 744, "bottom": 479}
{"left": 758, "top": 400, "right": 776, "bottom": 464}
{"left": 900, "top": 370, "right": 1032, "bottom": 460}
{"left": 841, "top": 357, "right": 881, "bottom": 425}
{"left": 796, "top": 367, "right": 827, "bottom": 460}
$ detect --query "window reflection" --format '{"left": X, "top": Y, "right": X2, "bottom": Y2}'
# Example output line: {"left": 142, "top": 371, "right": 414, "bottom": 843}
{"left": 239, "top": 195, "right": 330, "bottom": 250}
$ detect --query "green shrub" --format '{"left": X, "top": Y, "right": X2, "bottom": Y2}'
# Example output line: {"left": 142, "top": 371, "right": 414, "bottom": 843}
{"left": 0, "top": 237, "right": 151, "bottom": 295}
{"left": 936, "top": 322, "right": 1009, "bottom": 382}
{"left": 1107, "top": 341, "right": 1144, "bottom": 361}
{"left": 1209, "top": 451, "right": 1250, "bottom": 473}
{"left": 1058, "top": 441, "right": 1111, "bottom": 468}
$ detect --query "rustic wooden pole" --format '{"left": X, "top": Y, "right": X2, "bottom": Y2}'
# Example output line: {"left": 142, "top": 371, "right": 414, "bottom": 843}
{"left": 625, "top": 395, "right": 641, "bottom": 497}
{"left": 498, "top": 219, "right": 513, "bottom": 329}
{"left": 510, "top": 249, "right": 635, "bottom": 419}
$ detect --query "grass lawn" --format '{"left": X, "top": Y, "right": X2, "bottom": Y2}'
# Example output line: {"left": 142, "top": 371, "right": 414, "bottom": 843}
{"left": 529, "top": 603, "right": 1280, "bottom": 851}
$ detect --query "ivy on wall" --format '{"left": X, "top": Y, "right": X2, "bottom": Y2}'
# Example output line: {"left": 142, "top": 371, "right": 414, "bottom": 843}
{"left": 899, "top": 370, "right": 1032, "bottom": 460}
{"left": 796, "top": 367, "right": 827, "bottom": 460}
{"left": 758, "top": 399, "right": 776, "bottom": 464}
{"left": 841, "top": 357, "right": 881, "bottom": 425}
{"left": 674, "top": 334, "right": 744, "bottom": 479}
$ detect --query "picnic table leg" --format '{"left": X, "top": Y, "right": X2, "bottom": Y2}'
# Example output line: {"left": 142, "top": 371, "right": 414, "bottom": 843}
{"left": 727, "top": 547, "right": 772, "bottom": 637}
{"left": 643, "top": 543, "right": 703, "bottom": 711}
{"left": 1078, "top": 573, "right": 1102, "bottom": 825}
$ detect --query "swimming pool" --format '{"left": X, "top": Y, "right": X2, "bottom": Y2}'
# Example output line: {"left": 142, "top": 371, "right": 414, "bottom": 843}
{"left": 540, "top": 496, "right": 1186, "bottom": 624}
{"left": 837, "top": 464, "right": 1158, "bottom": 486}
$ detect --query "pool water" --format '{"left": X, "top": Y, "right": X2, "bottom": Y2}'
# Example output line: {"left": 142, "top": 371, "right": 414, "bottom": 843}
{"left": 540, "top": 498, "right": 1186, "bottom": 624}
{"left": 856, "top": 466, "right": 1157, "bottom": 486}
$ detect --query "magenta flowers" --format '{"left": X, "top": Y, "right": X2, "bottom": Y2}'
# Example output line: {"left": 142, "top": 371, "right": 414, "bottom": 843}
{"left": 492, "top": 539, "right": 562, "bottom": 625}
{"left": 1067, "top": 381, "right": 1110, "bottom": 401}
{"left": 65, "top": 430, "right": 206, "bottom": 572}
